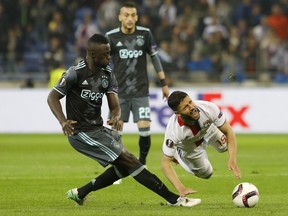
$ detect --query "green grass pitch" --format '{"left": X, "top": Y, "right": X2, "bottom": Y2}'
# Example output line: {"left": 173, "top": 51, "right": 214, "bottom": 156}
{"left": 1, "top": 133, "right": 288, "bottom": 216}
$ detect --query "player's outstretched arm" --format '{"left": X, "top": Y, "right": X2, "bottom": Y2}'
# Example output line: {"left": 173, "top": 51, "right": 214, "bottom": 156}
{"left": 227, "top": 158, "right": 241, "bottom": 179}
{"left": 219, "top": 121, "right": 241, "bottom": 179}
{"left": 161, "top": 154, "right": 197, "bottom": 196}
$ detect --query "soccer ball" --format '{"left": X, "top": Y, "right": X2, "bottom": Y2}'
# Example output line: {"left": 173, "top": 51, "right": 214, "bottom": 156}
{"left": 232, "top": 182, "right": 259, "bottom": 208}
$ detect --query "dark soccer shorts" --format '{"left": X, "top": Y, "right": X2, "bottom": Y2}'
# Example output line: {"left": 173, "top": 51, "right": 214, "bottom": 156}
{"left": 68, "top": 127, "right": 123, "bottom": 167}
{"left": 119, "top": 97, "right": 151, "bottom": 122}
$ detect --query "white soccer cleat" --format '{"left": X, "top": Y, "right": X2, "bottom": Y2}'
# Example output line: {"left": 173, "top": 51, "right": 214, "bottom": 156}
{"left": 66, "top": 188, "right": 84, "bottom": 206}
{"left": 167, "top": 197, "right": 201, "bottom": 207}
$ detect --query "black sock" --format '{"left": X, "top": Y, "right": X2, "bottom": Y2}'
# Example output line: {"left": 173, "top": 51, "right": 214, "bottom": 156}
{"left": 133, "top": 168, "right": 179, "bottom": 204}
{"left": 77, "top": 167, "right": 119, "bottom": 199}
{"left": 139, "top": 135, "right": 151, "bottom": 165}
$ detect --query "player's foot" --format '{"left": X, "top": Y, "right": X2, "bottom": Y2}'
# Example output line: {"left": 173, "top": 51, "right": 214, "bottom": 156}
{"left": 66, "top": 188, "right": 84, "bottom": 206}
{"left": 167, "top": 197, "right": 201, "bottom": 207}
{"left": 113, "top": 179, "right": 122, "bottom": 185}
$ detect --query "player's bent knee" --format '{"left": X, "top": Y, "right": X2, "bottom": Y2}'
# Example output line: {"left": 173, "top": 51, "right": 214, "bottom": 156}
{"left": 194, "top": 165, "right": 213, "bottom": 179}
{"left": 195, "top": 172, "right": 213, "bottom": 179}
{"left": 113, "top": 166, "right": 130, "bottom": 178}
{"left": 217, "top": 145, "right": 228, "bottom": 153}
{"left": 114, "top": 150, "right": 141, "bottom": 169}
{"left": 202, "top": 172, "right": 213, "bottom": 179}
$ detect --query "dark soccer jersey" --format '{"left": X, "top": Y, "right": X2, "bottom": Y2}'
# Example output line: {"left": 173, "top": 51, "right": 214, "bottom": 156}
{"left": 54, "top": 60, "right": 118, "bottom": 132}
{"left": 106, "top": 26, "right": 158, "bottom": 98}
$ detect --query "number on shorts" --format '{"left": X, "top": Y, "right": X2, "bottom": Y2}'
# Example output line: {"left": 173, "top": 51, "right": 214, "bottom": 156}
{"left": 139, "top": 107, "right": 150, "bottom": 119}
{"left": 217, "top": 134, "right": 227, "bottom": 145}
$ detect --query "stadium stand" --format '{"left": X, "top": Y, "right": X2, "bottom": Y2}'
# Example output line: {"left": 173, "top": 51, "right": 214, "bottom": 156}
{"left": 1, "top": 0, "right": 288, "bottom": 87}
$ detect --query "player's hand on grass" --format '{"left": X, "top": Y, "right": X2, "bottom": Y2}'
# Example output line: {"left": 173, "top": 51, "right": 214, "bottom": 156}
{"left": 227, "top": 160, "right": 241, "bottom": 179}
{"left": 61, "top": 120, "right": 77, "bottom": 136}
{"left": 178, "top": 187, "right": 197, "bottom": 197}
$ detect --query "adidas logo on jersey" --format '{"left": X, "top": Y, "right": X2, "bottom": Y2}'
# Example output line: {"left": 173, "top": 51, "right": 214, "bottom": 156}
{"left": 116, "top": 41, "right": 123, "bottom": 47}
{"left": 82, "top": 80, "right": 88, "bottom": 85}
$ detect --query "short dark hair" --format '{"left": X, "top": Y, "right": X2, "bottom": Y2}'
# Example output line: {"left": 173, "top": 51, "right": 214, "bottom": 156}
{"left": 168, "top": 91, "right": 188, "bottom": 111}
{"left": 88, "top": 33, "right": 109, "bottom": 45}
{"left": 121, "top": 1, "right": 136, "bottom": 9}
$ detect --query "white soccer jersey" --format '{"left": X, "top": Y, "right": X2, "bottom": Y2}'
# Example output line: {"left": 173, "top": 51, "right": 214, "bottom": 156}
{"left": 162, "top": 100, "right": 226, "bottom": 158}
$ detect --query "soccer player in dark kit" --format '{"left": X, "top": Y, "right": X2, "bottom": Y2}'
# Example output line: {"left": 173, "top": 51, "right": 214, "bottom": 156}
{"left": 105, "top": 2, "right": 170, "bottom": 166}
{"left": 47, "top": 33, "right": 201, "bottom": 207}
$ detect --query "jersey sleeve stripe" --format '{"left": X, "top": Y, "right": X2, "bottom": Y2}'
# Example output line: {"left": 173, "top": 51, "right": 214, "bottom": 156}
{"left": 136, "top": 26, "right": 150, "bottom": 32}
{"left": 107, "top": 91, "right": 118, "bottom": 94}
{"left": 53, "top": 87, "right": 65, "bottom": 96}
{"left": 74, "top": 61, "right": 86, "bottom": 70}
{"left": 105, "top": 28, "right": 120, "bottom": 36}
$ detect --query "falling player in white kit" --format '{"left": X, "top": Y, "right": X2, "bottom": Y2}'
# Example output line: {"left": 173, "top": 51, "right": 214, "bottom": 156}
{"left": 161, "top": 91, "right": 241, "bottom": 197}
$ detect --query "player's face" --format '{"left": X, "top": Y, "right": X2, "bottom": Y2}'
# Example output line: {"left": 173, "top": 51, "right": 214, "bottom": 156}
{"left": 177, "top": 96, "right": 200, "bottom": 121}
{"left": 119, "top": 7, "right": 138, "bottom": 32}
{"left": 87, "top": 43, "right": 111, "bottom": 67}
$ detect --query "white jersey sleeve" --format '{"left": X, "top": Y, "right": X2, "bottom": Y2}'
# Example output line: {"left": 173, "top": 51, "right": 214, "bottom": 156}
{"left": 197, "top": 100, "right": 226, "bottom": 127}
{"left": 162, "top": 115, "right": 180, "bottom": 157}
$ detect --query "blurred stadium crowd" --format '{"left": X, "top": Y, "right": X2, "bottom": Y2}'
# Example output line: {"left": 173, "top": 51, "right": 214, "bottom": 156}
{"left": 1, "top": 0, "right": 288, "bottom": 87}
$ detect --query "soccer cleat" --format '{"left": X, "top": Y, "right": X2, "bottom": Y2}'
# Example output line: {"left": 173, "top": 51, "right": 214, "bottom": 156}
{"left": 66, "top": 188, "right": 84, "bottom": 206}
{"left": 167, "top": 197, "right": 201, "bottom": 207}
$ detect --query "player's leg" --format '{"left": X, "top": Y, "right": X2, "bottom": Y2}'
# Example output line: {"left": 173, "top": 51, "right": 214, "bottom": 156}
{"left": 72, "top": 166, "right": 124, "bottom": 202}
{"left": 113, "top": 149, "right": 191, "bottom": 205}
{"left": 132, "top": 97, "right": 151, "bottom": 165}
{"left": 68, "top": 129, "right": 201, "bottom": 206}
{"left": 137, "top": 120, "right": 151, "bottom": 165}
{"left": 66, "top": 129, "right": 127, "bottom": 202}
{"left": 67, "top": 128, "right": 171, "bottom": 203}
{"left": 111, "top": 98, "right": 131, "bottom": 184}
{"left": 175, "top": 147, "right": 213, "bottom": 179}
{"left": 68, "top": 130, "right": 178, "bottom": 204}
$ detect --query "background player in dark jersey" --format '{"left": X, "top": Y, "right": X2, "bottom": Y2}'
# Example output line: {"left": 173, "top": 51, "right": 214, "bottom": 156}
{"left": 105, "top": 2, "right": 170, "bottom": 166}
{"left": 47, "top": 33, "right": 201, "bottom": 207}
